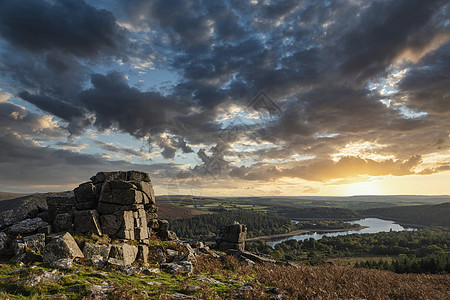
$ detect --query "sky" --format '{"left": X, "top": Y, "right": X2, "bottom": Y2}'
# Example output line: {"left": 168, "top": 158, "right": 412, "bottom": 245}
{"left": 0, "top": 0, "right": 449, "bottom": 197}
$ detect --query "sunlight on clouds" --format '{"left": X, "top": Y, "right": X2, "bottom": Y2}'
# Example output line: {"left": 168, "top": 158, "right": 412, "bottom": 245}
{"left": 34, "top": 115, "right": 60, "bottom": 132}
{"left": 331, "top": 142, "right": 395, "bottom": 162}
{"left": 418, "top": 151, "right": 450, "bottom": 170}
{"left": 0, "top": 88, "right": 12, "bottom": 102}
{"left": 396, "top": 31, "right": 450, "bottom": 64}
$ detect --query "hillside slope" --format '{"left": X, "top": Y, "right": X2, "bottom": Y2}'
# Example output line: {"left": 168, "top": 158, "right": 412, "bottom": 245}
{"left": 0, "top": 192, "right": 27, "bottom": 201}
{"left": 1, "top": 254, "right": 449, "bottom": 299}
{"left": 0, "top": 192, "right": 71, "bottom": 214}
{"left": 360, "top": 202, "right": 450, "bottom": 227}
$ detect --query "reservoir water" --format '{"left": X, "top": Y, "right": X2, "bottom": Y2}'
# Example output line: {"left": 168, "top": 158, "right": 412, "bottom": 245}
{"left": 267, "top": 218, "right": 415, "bottom": 247}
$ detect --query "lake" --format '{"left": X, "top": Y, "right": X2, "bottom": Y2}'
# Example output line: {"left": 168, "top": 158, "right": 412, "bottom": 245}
{"left": 266, "top": 218, "right": 415, "bottom": 247}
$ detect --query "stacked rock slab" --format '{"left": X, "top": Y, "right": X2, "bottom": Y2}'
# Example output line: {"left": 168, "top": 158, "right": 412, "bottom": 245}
{"left": 93, "top": 172, "right": 155, "bottom": 243}
{"left": 46, "top": 171, "right": 175, "bottom": 246}
{"left": 215, "top": 222, "right": 247, "bottom": 251}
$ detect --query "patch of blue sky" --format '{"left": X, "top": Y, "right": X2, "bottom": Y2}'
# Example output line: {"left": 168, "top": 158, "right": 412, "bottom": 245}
{"left": 52, "top": 129, "right": 154, "bottom": 164}
{"left": 221, "top": 72, "right": 238, "bottom": 90}
{"left": 129, "top": 69, "right": 181, "bottom": 94}
{"left": 396, "top": 105, "right": 428, "bottom": 119}
{"left": 7, "top": 95, "right": 44, "bottom": 116}
{"left": 367, "top": 68, "right": 408, "bottom": 97}
{"left": 314, "top": 133, "right": 340, "bottom": 139}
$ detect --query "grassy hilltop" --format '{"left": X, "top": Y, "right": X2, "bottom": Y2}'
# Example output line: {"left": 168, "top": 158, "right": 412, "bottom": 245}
{"left": 0, "top": 250, "right": 449, "bottom": 299}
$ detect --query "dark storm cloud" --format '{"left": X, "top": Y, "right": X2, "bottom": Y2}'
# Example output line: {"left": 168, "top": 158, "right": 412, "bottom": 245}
{"left": 397, "top": 42, "right": 450, "bottom": 116}
{"left": 0, "top": 133, "right": 183, "bottom": 192}
{"left": 78, "top": 72, "right": 186, "bottom": 137}
{"left": 19, "top": 92, "right": 84, "bottom": 122}
{"left": 0, "top": 0, "right": 127, "bottom": 57}
{"left": 336, "top": 0, "right": 447, "bottom": 85}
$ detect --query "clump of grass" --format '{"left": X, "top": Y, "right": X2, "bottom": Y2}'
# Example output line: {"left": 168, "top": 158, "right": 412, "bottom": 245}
{"left": 72, "top": 232, "right": 110, "bottom": 248}
{"left": 194, "top": 254, "right": 253, "bottom": 280}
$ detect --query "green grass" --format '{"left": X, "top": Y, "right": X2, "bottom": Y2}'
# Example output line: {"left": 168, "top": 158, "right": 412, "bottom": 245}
{"left": 0, "top": 258, "right": 263, "bottom": 299}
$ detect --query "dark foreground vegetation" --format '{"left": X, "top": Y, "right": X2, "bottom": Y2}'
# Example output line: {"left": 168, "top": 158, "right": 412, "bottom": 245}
{"left": 170, "top": 210, "right": 359, "bottom": 241}
{"left": 247, "top": 227, "right": 450, "bottom": 274}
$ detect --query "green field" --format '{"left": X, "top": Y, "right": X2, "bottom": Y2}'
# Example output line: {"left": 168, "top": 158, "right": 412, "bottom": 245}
{"left": 156, "top": 196, "right": 268, "bottom": 212}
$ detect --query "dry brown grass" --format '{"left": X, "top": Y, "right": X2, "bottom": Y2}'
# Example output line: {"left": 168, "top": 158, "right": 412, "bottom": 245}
{"left": 194, "top": 254, "right": 450, "bottom": 299}
{"left": 254, "top": 263, "right": 450, "bottom": 300}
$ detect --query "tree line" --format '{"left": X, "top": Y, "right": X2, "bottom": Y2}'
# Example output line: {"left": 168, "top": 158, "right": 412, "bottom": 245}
{"left": 169, "top": 210, "right": 359, "bottom": 241}
{"left": 355, "top": 252, "right": 450, "bottom": 274}
{"left": 246, "top": 228, "right": 450, "bottom": 273}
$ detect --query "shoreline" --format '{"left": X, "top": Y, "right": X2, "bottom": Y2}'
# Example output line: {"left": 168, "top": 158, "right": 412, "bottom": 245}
{"left": 247, "top": 226, "right": 367, "bottom": 242}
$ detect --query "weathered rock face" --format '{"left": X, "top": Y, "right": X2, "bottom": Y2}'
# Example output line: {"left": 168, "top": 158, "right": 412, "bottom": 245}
{"left": 0, "top": 232, "right": 7, "bottom": 253}
{"left": 6, "top": 218, "right": 49, "bottom": 235}
{"left": 52, "top": 213, "right": 73, "bottom": 232}
{"left": 82, "top": 242, "right": 111, "bottom": 260}
{"left": 73, "top": 210, "right": 102, "bottom": 236}
{"left": 108, "top": 243, "right": 138, "bottom": 266}
{"left": 215, "top": 222, "right": 247, "bottom": 251}
{"left": 42, "top": 232, "right": 84, "bottom": 262}
{"left": 74, "top": 182, "right": 101, "bottom": 210}
{"left": 47, "top": 196, "right": 75, "bottom": 220}
{"left": 90, "top": 171, "right": 151, "bottom": 184}
{"left": 0, "top": 209, "right": 28, "bottom": 230}
{"left": 22, "top": 233, "right": 46, "bottom": 253}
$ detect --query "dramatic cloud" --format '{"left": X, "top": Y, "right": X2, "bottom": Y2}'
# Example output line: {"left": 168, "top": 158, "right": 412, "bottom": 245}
{"left": 0, "top": 0, "right": 448, "bottom": 194}
{"left": 0, "top": 0, "right": 127, "bottom": 57}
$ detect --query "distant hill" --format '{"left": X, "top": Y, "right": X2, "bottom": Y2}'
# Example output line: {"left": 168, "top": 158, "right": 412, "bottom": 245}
{"left": 269, "top": 206, "right": 363, "bottom": 220}
{"left": 0, "top": 192, "right": 27, "bottom": 201}
{"left": 360, "top": 202, "right": 450, "bottom": 227}
{"left": 272, "top": 195, "right": 450, "bottom": 205}
{"left": 0, "top": 191, "right": 71, "bottom": 214}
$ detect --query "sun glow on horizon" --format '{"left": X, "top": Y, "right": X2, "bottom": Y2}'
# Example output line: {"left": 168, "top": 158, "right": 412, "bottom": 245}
{"left": 343, "top": 180, "right": 385, "bottom": 196}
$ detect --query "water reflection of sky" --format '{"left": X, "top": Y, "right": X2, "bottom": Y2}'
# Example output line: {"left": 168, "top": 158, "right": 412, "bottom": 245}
{"left": 267, "top": 218, "right": 415, "bottom": 248}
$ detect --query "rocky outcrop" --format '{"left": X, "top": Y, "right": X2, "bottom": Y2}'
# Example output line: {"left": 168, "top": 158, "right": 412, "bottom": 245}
{"left": 0, "top": 171, "right": 180, "bottom": 268}
{"left": 215, "top": 222, "right": 247, "bottom": 251}
{"left": 43, "top": 171, "right": 175, "bottom": 246}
